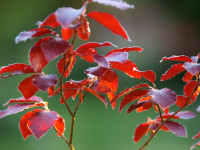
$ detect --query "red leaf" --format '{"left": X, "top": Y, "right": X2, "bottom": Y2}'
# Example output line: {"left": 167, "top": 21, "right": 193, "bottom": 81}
{"left": 62, "top": 27, "right": 75, "bottom": 40}
{"left": 86, "top": 67, "right": 118, "bottom": 93}
{"left": 55, "top": 5, "right": 86, "bottom": 28}
{"left": 105, "top": 52, "right": 128, "bottom": 63}
{"left": 184, "top": 80, "right": 200, "bottom": 101}
{"left": 191, "top": 141, "right": 200, "bottom": 150}
{"left": 90, "top": 0, "right": 134, "bottom": 10}
{"left": 27, "top": 110, "right": 58, "bottom": 139}
{"left": 57, "top": 56, "right": 76, "bottom": 78}
{"left": 134, "top": 123, "right": 149, "bottom": 143}
{"left": 54, "top": 117, "right": 65, "bottom": 137}
{"left": 183, "top": 62, "right": 200, "bottom": 75}
{"left": 38, "top": 13, "right": 60, "bottom": 28}
{"left": 136, "top": 96, "right": 152, "bottom": 113}
{"left": 20, "top": 111, "right": 34, "bottom": 139}
{"left": 163, "top": 121, "right": 187, "bottom": 137}
{"left": 93, "top": 54, "right": 110, "bottom": 68}
{"left": 18, "top": 75, "right": 39, "bottom": 99}
{"left": 105, "top": 47, "right": 143, "bottom": 56}
{"left": 160, "top": 55, "right": 193, "bottom": 63}
{"left": 110, "top": 60, "right": 141, "bottom": 78}
{"left": 61, "top": 89, "right": 79, "bottom": 104}
{"left": 75, "top": 42, "right": 116, "bottom": 51}
{"left": 87, "top": 11, "right": 131, "bottom": 41}
{"left": 148, "top": 88, "right": 177, "bottom": 109}
{"left": 119, "top": 89, "right": 149, "bottom": 112}
{"left": 41, "top": 37, "right": 70, "bottom": 62}
{"left": 84, "top": 87, "right": 107, "bottom": 107}
{"left": 0, "top": 103, "right": 45, "bottom": 119}
{"left": 15, "top": 28, "right": 57, "bottom": 43}
{"left": 175, "top": 95, "right": 191, "bottom": 107}
{"left": 29, "top": 45, "right": 48, "bottom": 72}
{"left": 77, "top": 17, "right": 91, "bottom": 41}
{"left": 134, "top": 70, "right": 156, "bottom": 83}
{"left": 0, "top": 63, "right": 34, "bottom": 78}
{"left": 111, "top": 83, "right": 150, "bottom": 104}
{"left": 127, "top": 101, "right": 147, "bottom": 114}
{"left": 161, "top": 63, "right": 185, "bottom": 81}
{"left": 4, "top": 96, "right": 43, "bottom": 106}
{"left": 32, "top": 74, "right": 58, "bottom": 91}
{"left": 193, "top": 132, "right": 200, "bottom": 140}
{"left": 106, "top": 91, "right": 116, "bottom": 109}
{"left": 182, "top": 72, "right": 193, "bottom": 82}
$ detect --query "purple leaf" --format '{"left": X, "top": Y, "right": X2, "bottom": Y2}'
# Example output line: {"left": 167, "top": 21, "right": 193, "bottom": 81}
{"left": 183, "top": 62, "right": 200, "bottom": 75}
{"left": 173, "top": 111, "right": 197, "bottom": 119}
{"left": 164, "top": 121, "right": 187, "bottom": 137}
{"left": 148, "top": 88, "right": 177, "bottom": 109}
{"left": 41, "top": 37, "right": 70, "bottom": 61}
{"left": 91, "top": 0, "right": 134, "bottom": 10}
{"left": 32, "top": 74, "right": 58, "bottom": 91}
{"left": 55, "top": 4, "right": 86, "bottom": 28}
{"left": 105, "top": 52, "right": 128, "bottom": 63}
{"left": 93, "top": 54, "right": 110, "bottom": 68}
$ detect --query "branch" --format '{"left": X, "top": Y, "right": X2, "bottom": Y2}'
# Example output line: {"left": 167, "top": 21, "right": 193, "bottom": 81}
{"left": 139, "top": 72, "right": 200, "bottom": 150}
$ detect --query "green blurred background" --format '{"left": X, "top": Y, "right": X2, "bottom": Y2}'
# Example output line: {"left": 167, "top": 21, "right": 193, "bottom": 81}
{"left": 0, "top": 0, "right": 200, "bottom": 150}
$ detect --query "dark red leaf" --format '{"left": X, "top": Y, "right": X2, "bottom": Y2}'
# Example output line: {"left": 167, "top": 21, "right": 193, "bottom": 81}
{"left": 110, "top": 60, "right": 141, "bottom": 78}
{"left": 106, "top": 47, "right": 143, "bottom": 56}
{"left": 163, "top": 121, "right": 187, "bottom": 137}
{"left": 84, "top": 87, "right": 107, "bottom": 107}
{"left": 75, "top": 42, "right": 116, "bottom": 51}
{"left": 119, "top": 89, "right": 149, "bottom": 112}
{"left": 160, "top": 55, "right": 193, "bottom": 63}
{"left": 18, "top": 75, "right": 39, "bottom": 99}
{"left": 4, "top": 96, "right": 43, "bottom": 106}
{"left": 38, "top": 13, "right": 60, "bottom": 28}
{"left": 110, "top": 83, "right": 150, "bottom": 104}
{"left": 136, "top": 96, "right": 152, "bottom": 113}
{"left": 90, "top": 0, "right": 134, "bottom": 10}
{"left": 105, "top": 52, "right": 128, "bottom": 63}
{"left": 29, "top": 45, "right": 48, "bottom": 72}
{"left": 62, "top": 27, "right": 74, "bottom": 40}
{"left": 32, "top": 74, "right": 58, "bottom": 91}
{"left": 55, "top": 5, "right": 86, "bottom": 28}
{"left": 93, "top": 54, "right": 110, "bottom": 68}
{"left": 0, "top": 103, "right": 45, "bottom": 119}
{"left": 57, "top": 56, "right": 76, "bottom": 78}
{"left": 182, "top": 72, "right": 193, "bottom": 82}
{"left": 134, "top": 123, "right": 149, "bottom": 143}
{"left": 54, "top": 117, "right": 65, "bottom": 137}
{"left": 77, "top": 17, "right": 91, "bottom": 41}
{"left": 148, "top": 88, "right": 177, "bottom": 109}
{"left": 87, "top": 11, "right": 131, "bottom": 41}
{"left": 27, "top": 110, "right": 58, "bottom": 139}
{"left": 183, "top": 62, "right": 200, "bottom": 75}
{"left": 0, "top": 63, "right": 34, "bottom": 78}
{"left": 41, "top": 37, "right": 70, "bottom": 61}
{"left": 175, "top": 95, "right": 191, "bottom": 107}
{"left": 15, "top": 28, "right": 57, "bottom": 43}
{"left": 161, "top": 63, "right": 185, "bottom": 81}
{"left": 127, "top": 101, "right": 147, "bottom": 114}
{"left": 184, "top": 80, "right": 200, "bottom": 101}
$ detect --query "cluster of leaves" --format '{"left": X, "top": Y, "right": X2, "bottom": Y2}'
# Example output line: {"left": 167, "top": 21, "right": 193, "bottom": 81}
{"left": 0, "top": 0, "right": 200, "bottom": 150}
